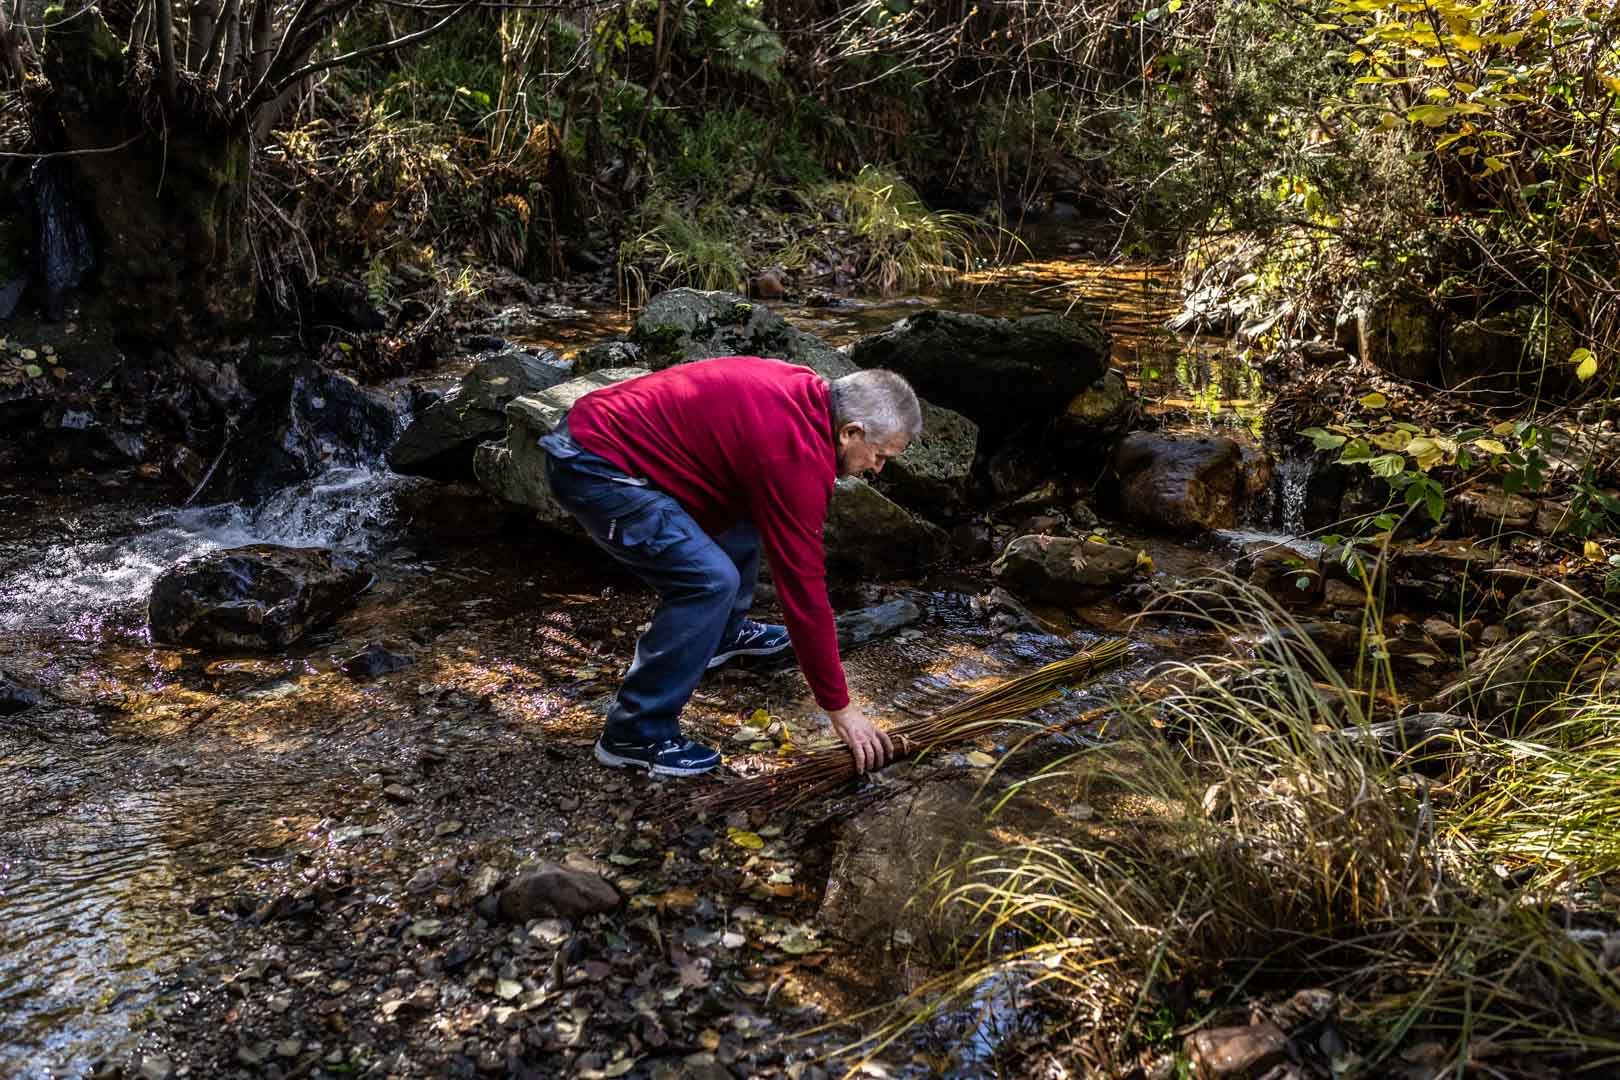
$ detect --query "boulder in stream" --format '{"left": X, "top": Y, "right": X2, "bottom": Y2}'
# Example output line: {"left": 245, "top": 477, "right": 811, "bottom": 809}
{"left": 991, "top": 534, "right": 1142, "bottom": 602}
{"left": 823, "top": 477, "right": 948, "bottom": 579}
{"left": 628, "top": 287, "right": 852, "bottom": 379}
{"left": 873, "top": 398, "right": 979, "bottom": 519}
{"left": 473, "top": 366, "right": 648, "bottom": 533}
{"left": 850, "top": 309, "right": 1109, "bottom": 439}
{"left": 213, "top": 360, "right": 402, "bottom": 503}
{"left": 388, "top": 346, "right": 571, "bottom": 483}
{"left": 147, "top": 544, "right": 372, "bottom": 650}
{"left": 1113, "top": 432, "right": 1248, "bottom": 533}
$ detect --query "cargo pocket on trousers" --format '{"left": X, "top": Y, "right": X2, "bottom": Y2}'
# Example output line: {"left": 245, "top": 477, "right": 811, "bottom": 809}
{"left": 610, "top": 503, "right": 680, "bottom": 556}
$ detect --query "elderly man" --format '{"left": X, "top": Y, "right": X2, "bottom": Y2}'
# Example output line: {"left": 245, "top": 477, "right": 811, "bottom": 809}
{"left": 539, "top": 355, "right": 921, "bottom": 777}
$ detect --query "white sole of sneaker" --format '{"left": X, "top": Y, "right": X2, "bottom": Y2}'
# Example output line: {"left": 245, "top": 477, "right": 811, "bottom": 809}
{"left": 706, "top": 644, "right": 792, "bottom": 669}
{"left": 594, "top": 740, "right": 717, "bottom": 777}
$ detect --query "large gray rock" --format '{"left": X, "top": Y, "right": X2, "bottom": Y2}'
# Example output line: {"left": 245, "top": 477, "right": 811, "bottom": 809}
{"left": 823, "top": 477, "right": 947, "bottom": 579}
{"left": 991, "top": 535, "right": 1141, "bottom": 602}
{"left": 147, "top": 544, "right": 371, "bottom": 649}
{"left": 874, "top": 398, "right": 979, "bottom": 519}
{"left": 388, "top": 347, "right": 571, "bottom": 482}
{"left": 1113, "top": 433, "right": 1244, "bottom": 533}
{"left": 850, "top": 310, "right": 1110, "bottom": 437}
{"left": 630, "top": 288, "right": 852, "bottom": 378}
{"left": 472, "top": 367, "right": 650, "bottom": 531}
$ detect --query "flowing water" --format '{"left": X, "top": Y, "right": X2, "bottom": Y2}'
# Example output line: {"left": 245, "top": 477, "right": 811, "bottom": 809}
{"left": 0, "top": 254, "right": 1276, "bottom": 1077}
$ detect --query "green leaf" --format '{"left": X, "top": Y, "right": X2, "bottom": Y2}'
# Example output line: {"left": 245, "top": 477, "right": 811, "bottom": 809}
{"left": 1572, "top": 347, "right": 1598, "bottom": 381}
{"left": 1301, "top": 427, "right": 1348, "bottom": 450}
{"left": 1472, "top": 437, "right": 1510, "bottom": 455}
{"left": 1368, "top": 453, "right": 1407, "bottom": 478}
{"left": 1358, "top": 392, "right": 1389, "bottom": 409}
{"left": 1425, "top": 485, "right": 1445, "bottom": 522}
{"left": 23, "top": 364, "right": 42, "bottom": 378}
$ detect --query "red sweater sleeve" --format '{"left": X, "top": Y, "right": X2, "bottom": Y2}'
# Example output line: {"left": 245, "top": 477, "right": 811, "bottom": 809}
{"left": 745, "top": 457, "right": 849, "bottom": 712}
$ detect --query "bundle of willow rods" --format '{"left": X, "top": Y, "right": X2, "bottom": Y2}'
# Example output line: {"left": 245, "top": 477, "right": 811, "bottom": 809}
{"left": 687, "top": 638, "right": 1132, "bottom": 814}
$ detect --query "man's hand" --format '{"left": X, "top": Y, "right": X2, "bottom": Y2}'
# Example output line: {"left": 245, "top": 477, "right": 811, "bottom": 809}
{"left": 828, "top": 704, "right": 894, "bottom": 774}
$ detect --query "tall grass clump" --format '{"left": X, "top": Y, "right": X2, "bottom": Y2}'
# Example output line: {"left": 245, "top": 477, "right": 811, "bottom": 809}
{"left": 618, "top": 199, "right": 749, "bottom": 304}
{"left": 830, "top": 165, "right": 985, "bottom": 294}
{"left": 849, "top": 581, "right": 1620, "bottom": 1075}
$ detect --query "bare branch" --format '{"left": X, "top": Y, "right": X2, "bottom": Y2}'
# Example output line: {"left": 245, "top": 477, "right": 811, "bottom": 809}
{"left": 188, "top": 0, "right": 218, "bottom": 68}
{"left": 248, "top": 0, "right": 271, "bottom": 87}
{"left": 268, "top": 0, "right": 474, "bottom": 96}
{"left": 214, "top": 0, "right": 241, "bottom": 99}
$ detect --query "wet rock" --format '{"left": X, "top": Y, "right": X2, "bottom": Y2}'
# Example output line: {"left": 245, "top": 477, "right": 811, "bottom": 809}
{"left": 340, "top": 641, "right": 415, "bottom": 680}
{"left": 1535, "top": 499, "right": 1578, "bottom": 536}
{"left": 388, "top": 347, "right": 571, "bottom": 483}
{"left": 1451, "top": 486, "right": 1537, "bottom": 535}
{"left": 971, "top": 586, "right": 1053, "bottom": 634}
{"left": 572, "top": 340, "right": 642, "bottom": 374}
{"left": 1281, "top": 618, "right": 1364, "bottom": 662}
{"left": 1058, "top": 368, "right": 1135, "bottom": 439}
{"left": 1243, "top": 543, "right": 1322, "bottom": 608}
{"left": 1440, "top": 628, "right": 1584, "bottom": 723}
{"left": 497, "top": 864, "right": 620, "bottom": 921}
{"left": 873, "top": 398, "right": 979, "bottom": 520}
{"left": 394, "top": 480, "right": 511, "bottom": 542}
{"left": 1385, "top": 539, "right": 1497, "bottom": 611}
{"left": 949, "top": 522, "right": 993, "bottom": 561}
{"left": 137, "top": 1055, "right": 174, "bottom": 1080}
{"left": 1185, "top": 1021, "right": 1289, "bottom": 1079}
{"left": 148, "top": 544, "right": 372, "bottom": 650}
{"left": 833, "top": 598, "right": 924, "bottom": 649}
{"left": 850, "top": 309, "right": 1109, "bottom": 439}
{"left": 473, "top": 366, "right": 649, "bottom": 532}
{"left": 0, "top": 670, "right": 43, "bottom": 714}
{"left": 1322, "top": 579, "right": 1365, "bottom": 608}
{"left": 1356, "top": 292, "right": 1441, "bottom": 383}
{"left": 630, "top": 288, "right": 852, "bottom": 379}
{"left": 213, "top": 360, "right": 401, "bottom": 502}
{"left": 1113, "top": 433, "right": 1244, "bottom": 533}
{"left": 987, "top": 436, "right": 1053, "bottom": 501}
{"left": 991, "top": 535, "right": 1141, "bottom": 603}
{"left": 823, "top": 478, "right": 947, "bottom": 579}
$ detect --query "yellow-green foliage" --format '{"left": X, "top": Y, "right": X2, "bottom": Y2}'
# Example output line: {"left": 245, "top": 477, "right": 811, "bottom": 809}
{"left": 829, "top": 165, "right": 982, "bottom": 293}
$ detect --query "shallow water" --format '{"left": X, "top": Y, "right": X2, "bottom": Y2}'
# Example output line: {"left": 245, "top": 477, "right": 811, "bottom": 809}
{"left": 0, "top": 256, "right": 1262, "bottom": 1077}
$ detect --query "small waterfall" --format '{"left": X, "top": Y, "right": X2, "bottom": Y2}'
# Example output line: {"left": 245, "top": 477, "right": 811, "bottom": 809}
{"left": 30, "top": 159, "right": 96, "bottom": 319}
{"left": 1276, "top": 451, "right": 1314, "bottom": 535}
{"left": 0, "top": 466, "right": 410, "bottom": 638}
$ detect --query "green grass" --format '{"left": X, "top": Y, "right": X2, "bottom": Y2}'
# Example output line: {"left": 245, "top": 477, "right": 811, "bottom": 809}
{"left": 841, "top": 581, "right": 1620, "bottom": 1075}
{"left": 827, "top": 165, "right": 985, "bottom": 293}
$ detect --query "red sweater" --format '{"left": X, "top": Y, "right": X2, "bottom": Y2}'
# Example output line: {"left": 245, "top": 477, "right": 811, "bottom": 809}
{"left": 567, "top": 356, "right": 849, "bottom": 711}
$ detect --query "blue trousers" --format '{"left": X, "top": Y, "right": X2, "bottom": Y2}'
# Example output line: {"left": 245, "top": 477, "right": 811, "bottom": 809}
{"left": 541, "top": 426, "right": 759, "bottom": 742}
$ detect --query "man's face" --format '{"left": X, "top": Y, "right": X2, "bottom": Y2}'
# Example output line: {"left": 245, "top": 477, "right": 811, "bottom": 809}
{"left": 836, "top": 424, "right": 911, "bottom": 479}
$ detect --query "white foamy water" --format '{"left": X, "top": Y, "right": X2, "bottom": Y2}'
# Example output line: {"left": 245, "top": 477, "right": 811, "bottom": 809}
{"left": 0, "top": 466, "right": 410, "bottom": 638}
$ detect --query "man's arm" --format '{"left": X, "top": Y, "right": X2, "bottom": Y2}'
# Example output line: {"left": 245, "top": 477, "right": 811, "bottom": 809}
{"left": 745, "top": 462, "right": 892, "bottom": 772}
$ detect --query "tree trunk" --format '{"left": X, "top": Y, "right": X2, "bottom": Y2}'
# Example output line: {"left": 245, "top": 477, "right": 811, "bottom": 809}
{"left": 43, "top": 4, "right": 254, "bottom": 335}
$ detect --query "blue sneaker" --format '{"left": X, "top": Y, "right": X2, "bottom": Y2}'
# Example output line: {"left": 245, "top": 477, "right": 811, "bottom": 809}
{"left": 707, "top": 619, "right": 793, "bottom": 669}
{"left": 594, "top": 734, "right": 721, "bottom": 777}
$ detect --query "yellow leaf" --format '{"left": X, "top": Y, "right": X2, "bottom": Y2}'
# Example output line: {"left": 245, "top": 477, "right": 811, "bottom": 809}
{"left": 1358, "top": 391, "right": 1389, "bottom": 409}
{"left": 1471, "top": 437, "right": 1509, "bottom": 455}
{"left": 1370, "top": 430, "right": 1412, "bottom": 451}
{"left": 1605, "top": 77, "right": 1620, "bottom": 96}
{"left": 1452, "top": 32, "right": 1484, "bottom": 50}
{"left": 1482, "top": 156, "right": 1507, "bottom": 173}
{"left": 1586, "top": 541, "right": 1604, "bottom": 560}
{"left": 1405, "top": 436, "right": 1447, "bottom": 471}
{"left": 1491, "top": 421, "right": 1517, "bottom": 436}
{"left": 1423, "top": 55, "right": 1449, "bottom": 68}
{"left": 963, "top": 750, "right": 996, "bottom": 768}
{"left": 746, "top": 708, "right": 771, "bottom": 730}
{"left": 727, "top": 828, "right": 765, "bottom": 850}
{"left": 1572, "top": 347, "right": 1598, "bottom": 381}
{"left": 1135, "top": 549, "right": 1155, "bottom": 573}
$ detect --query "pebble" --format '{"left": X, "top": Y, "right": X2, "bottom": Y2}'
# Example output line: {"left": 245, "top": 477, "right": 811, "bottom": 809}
{"left": 138, "top": 1056, "right": 174, "bottom": 1080}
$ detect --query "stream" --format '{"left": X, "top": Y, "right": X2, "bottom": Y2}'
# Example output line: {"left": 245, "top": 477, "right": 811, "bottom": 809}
{"left": 0, "top": 255, "right": 1283, "bottom": 1077}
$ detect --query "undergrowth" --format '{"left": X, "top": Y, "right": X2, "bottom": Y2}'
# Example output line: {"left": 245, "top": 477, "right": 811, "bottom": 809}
{"left": 848, "top": 581, "right": 1620, "bottom": 1076}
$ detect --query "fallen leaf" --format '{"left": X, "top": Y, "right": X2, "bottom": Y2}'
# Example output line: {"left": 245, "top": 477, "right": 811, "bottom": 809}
{"left": 496, "top": 979, "right": 523, "bottom": 1000}
{"left": 779, "top": 930, "right": 818, "bottom": 955}
{"left": 728, "top": 828, "right": 765, "bottom": 850}
{"left": 721, "top": 931, "right": 746, "bottom": 949}
{"left": 963, "top": 750, "right": 996, "bottom": 768}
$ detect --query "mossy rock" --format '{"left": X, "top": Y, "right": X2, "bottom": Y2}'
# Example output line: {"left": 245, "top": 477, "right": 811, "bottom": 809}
{"left": 629, "top": 288, "right": 853, "bottom": 379}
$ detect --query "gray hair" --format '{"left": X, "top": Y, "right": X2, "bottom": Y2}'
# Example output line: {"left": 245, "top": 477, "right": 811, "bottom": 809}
{"left": 829, "top": 369, "right": 923, "bottom": 442}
